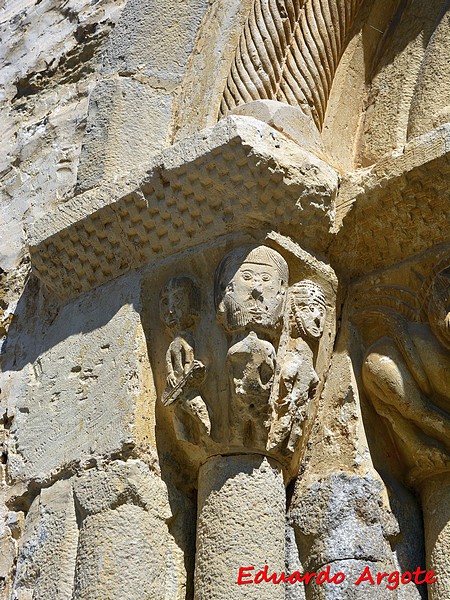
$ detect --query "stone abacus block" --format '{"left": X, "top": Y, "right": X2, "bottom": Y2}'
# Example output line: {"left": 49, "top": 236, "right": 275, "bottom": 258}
{"left": 29, "top": 116, "right": 339, "bottom": 300}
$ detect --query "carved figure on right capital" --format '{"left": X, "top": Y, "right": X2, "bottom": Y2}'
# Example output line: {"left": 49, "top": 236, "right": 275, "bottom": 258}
{"left": 360, "top": 263, "right": 450, "bottom": 600}
{"left": 362, "top": 265, "right": 450, "bottom": 481}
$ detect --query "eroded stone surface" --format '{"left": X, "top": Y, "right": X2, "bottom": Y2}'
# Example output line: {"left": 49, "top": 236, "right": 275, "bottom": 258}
{"left": 291, "top": 474, "right": 400, "bottom": 599}
{"left": 195, "top": 454, "right": 285, "bottom": 600}
{"left": 0, "top": 0, "right": 126, "bottom": 272}
{"left": 72, "top": 461, "right": 180, "bottom": 600}
{"left": 354, "top": 249, "right": 450, "bottom": 600}
{"left": 12, "top": 479, "right": 78, "bottom": 600}
{"left": 6, "top": 272, "right": 155, "bottom": 486}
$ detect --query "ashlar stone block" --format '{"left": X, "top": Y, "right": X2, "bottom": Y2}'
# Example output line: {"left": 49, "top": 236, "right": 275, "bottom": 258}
{"left": 7, "top": 272, "right": 154, "bottom": 485}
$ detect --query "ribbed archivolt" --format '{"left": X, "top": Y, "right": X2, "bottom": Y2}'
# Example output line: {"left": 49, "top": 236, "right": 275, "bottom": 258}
{"left": 220, "top": 0, "right": 362, "bottom": 129}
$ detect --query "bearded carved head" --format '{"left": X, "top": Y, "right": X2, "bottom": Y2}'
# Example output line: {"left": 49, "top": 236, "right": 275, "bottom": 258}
{"left": 215, "top": 245, "right": 288, "bottom": 336}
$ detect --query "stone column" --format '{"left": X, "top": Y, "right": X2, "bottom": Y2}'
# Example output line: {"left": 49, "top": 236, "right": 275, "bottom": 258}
{"left": 194, "top": 454, "right": 286, "bottom": 600}
{"left": 290, "top": 473, "right": 399, "bottom": 600}
{"left": 421, "top": 473, "right": 450, "bottom": 600}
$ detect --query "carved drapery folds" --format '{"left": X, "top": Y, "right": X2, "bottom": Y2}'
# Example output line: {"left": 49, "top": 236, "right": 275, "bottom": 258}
{"left": 157, "top": 242, "right": 336, "bottom": 476}
{"left": 220, "top": 0, "right": 363, "bottom": 129}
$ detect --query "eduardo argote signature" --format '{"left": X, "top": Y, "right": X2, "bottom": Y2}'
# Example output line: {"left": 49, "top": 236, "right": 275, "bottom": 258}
{"left": 237, "top": 565, "right": 437, "bottom": 590}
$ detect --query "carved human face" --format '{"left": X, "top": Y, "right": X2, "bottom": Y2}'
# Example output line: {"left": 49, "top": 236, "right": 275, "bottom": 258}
{"left": 295, "top": 301, "right": 325, "bottom": 339}
{"left": 290, "top": 281, "right": 326, "bottom": 340}
{"left": 159, "top": 277, "right": 199, "bottom": 333}
{"left": 216, "top": 247, "right": 288, "bottom": 335}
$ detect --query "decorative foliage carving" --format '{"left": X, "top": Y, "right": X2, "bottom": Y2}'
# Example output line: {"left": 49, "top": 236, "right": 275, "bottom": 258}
{"left": 220, "top": 0, "right": 363, "bottom": 129}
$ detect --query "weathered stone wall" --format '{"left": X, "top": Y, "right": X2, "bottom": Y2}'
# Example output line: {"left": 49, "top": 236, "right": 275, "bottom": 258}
{"left": 1, "top": 2, "right": 127, "bottom": 594}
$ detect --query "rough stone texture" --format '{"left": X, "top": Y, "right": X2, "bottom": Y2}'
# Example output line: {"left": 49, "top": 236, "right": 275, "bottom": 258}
{"left": 28, "top": 120, "right": 450, "bottom": 302}
{"left": 4, "top": 271, "right": 155, "bottom": 486}
{"left": 285, "top": 520, "right": 306, "bottom": 600}
{"left": 9, "top": 460, "right": 195, "bottom": 600}
{"left": 331, "top": 124, "right": 450, "bottom": 277}
{"left": 142, "top": 236, "right": 338, "bottom": 488}
{"left": 349, "top": 245, "right": 450, "bottom": 599}
{"left": 0, "top": 466, "right": 17, "bottom": 600}
{"left": 76, "top": 76, "right": 174, "bottom": 192}
{"left": 1, "top": 3, "right": 127, "bottom": 587}
{"left": 291, "top": 474, "right": 398, "bottom": 570}
{"left": 195, "top": 455, "right": 285, "bottom": 600}
{"left": 173, "top": 0, "right": 254, "bottom": 139}
{"left": 75, "top": 0, "right": 211, "bottom": 191}
{"left": 12, "top": 479, "right": 78, "bottom": 600}
{"left": 388, "top": 481, "right": 427, "bottom": 600}
{"left": 408, "top": 9, "right": 450, "bottom": 139}
{"left": 289, "top": 472, "right": 424, "bottom": 600}
{"left": 0, "top": 0, "right": 126, "bottom": 271}
{"left": 230, "top": 101, "right": 324, "bottom": 158}
{"left": 72, "top": 460, "right": 181, "bottom": 600}
{"left": 356, "top": 0, "right": 446, "bottom": 166}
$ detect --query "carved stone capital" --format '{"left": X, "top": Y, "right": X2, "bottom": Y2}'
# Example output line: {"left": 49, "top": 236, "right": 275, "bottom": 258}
{"left": 351, "top": 245, "right": 450, "bottom": 487}
{"left": 150, "top": 239, "right": 337, "bottom": 481}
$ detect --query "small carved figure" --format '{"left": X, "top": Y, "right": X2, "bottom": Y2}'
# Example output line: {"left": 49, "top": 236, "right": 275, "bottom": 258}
{"left": 362, "top": 266, "right": 450, "bottom": 471}
{"left": 274, "top": 281, "right": 326, "bottom": 452}
{"left": 159, "top": 276, "right": 210, "bottom": 441}
{"left": 215, "top": 245, "right": 289, "bottom": 447}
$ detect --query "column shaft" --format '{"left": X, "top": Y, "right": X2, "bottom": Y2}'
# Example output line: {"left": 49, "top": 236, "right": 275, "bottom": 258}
{"left": 194, "top": 454, "right": 286, "bottom": 600}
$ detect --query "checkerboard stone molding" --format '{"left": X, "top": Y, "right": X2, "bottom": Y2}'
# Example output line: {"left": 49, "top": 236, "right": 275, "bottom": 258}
{"left": 29, "top": 116, "right": 339, "bottom": 300}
